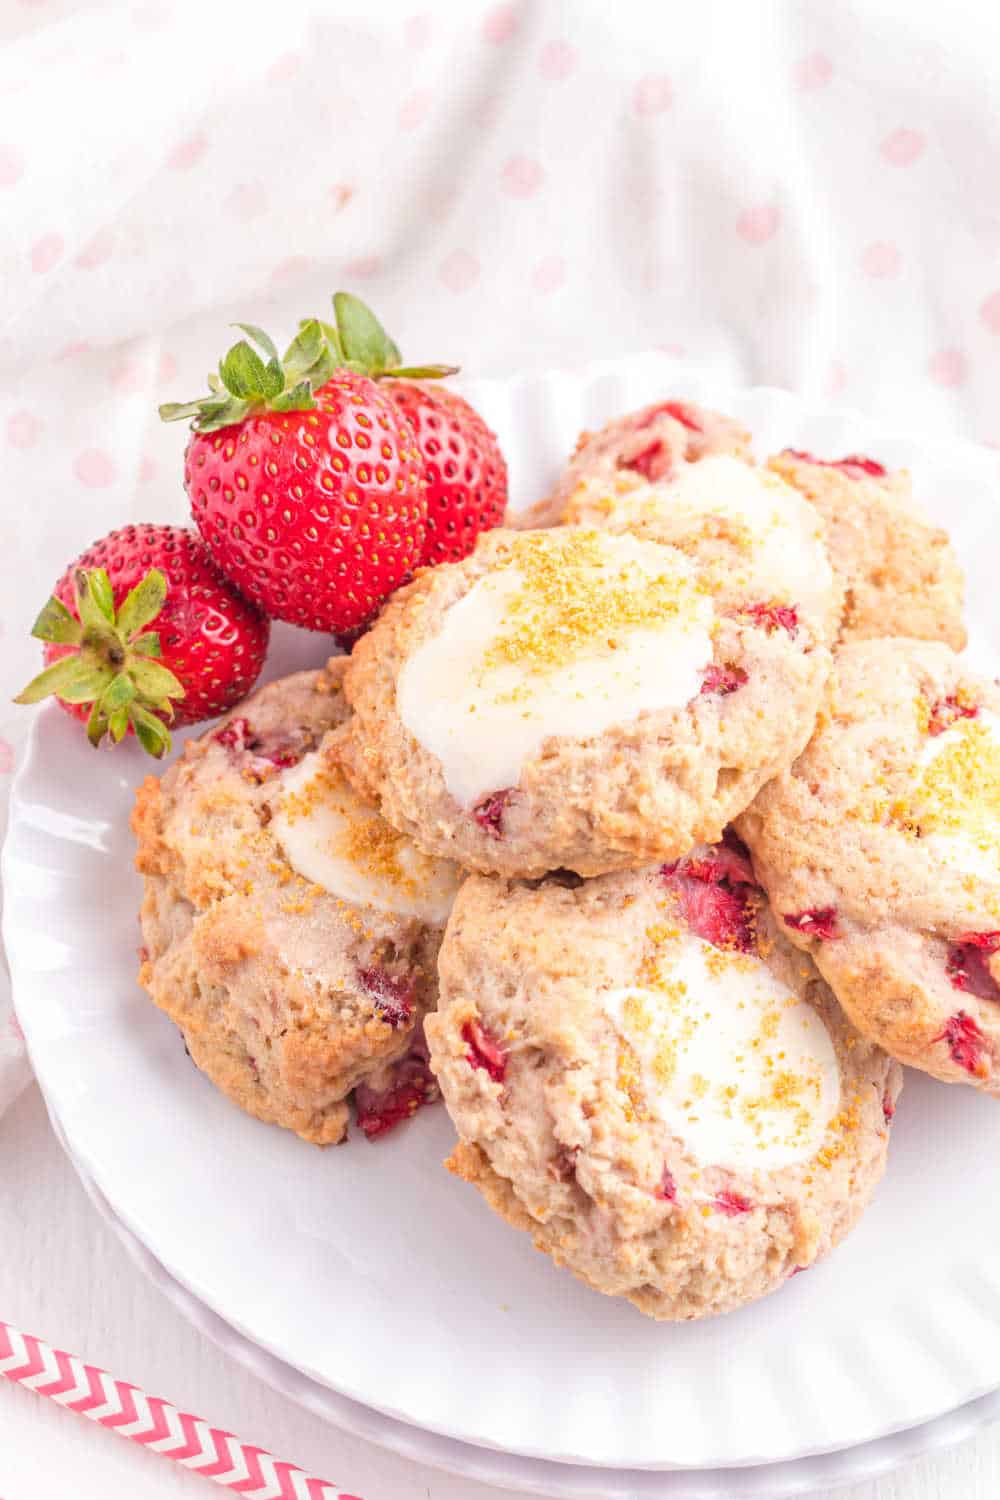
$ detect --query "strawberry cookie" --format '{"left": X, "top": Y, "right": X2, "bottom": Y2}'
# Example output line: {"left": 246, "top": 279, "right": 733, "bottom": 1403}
{"left": 133, "top": 659, "right": 463, "bottom": 1145}
{"left": 336, "top": 526, "right": 831, "bottom": 878}
{"left": 738, "top": 639, "right": 1000, "bottom": 1091}
{"left": 767, "top": 450, "right": 965, "bottom": 648}
{"left": 518, "top": 399, "right": 752, "bottom": 529}
{"left": 427, "top": 842, "right": 899, "bottom": 1321}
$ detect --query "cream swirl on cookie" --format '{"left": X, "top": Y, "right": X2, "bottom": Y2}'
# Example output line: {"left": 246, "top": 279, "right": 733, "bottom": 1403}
{"left": 910, "top": 710, "right": 1000, "bottom": 881}
{"left": 396, "top": 529, "right": 714, "bottom": 808}
{"left": 604, "top": 934, "right": 840, "bottom": 1174}
{"left": 272, "top": 752, "right": 462, "bottom": 923}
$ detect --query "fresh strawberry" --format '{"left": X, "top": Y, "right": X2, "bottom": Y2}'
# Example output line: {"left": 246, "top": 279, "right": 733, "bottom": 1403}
{"left": 161, "top": 296, "right": 437, "bottom": 635}
{"left": 15, "top": 525, "right": 269, "bottom": 757}
{"left": 387, "top": 381, "right": 507, "bottom": 565}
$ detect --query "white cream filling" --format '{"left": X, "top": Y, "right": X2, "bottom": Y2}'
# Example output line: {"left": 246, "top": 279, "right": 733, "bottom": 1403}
{"left": 396, "top": 533, "right": 714, "bottom": 809}
{"left": 604, "top": 935, "right": 840, "bottom": 1173}
{"left": 914, "top": 709, "right": 1000, "bottom": 880}
{"left": 612, "top": 454, "right": 833, "bottom": 620}
{"left": 271, "top": 752, "right": 462, "bottom": 924}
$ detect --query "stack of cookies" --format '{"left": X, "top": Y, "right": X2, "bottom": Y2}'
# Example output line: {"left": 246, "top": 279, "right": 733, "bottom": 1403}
{"left": 134, "top": 397, "right": 994, "bottom": 1322}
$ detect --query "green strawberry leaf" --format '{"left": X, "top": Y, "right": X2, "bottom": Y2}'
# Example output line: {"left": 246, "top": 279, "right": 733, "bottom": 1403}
{"left": 219, "top": 340, "right": 268, "bottom": 399}
{"left": 387, "top": 364, "right": 461, "bottom": 380}
{"left": 271, "top": 381, "right": 315, "bottom": 413}
{"left": 261, "top": 358, "right": 284, "bottom": 400}
{"left": 316, "top": 318, "right": 345, "bottom": 364}
{"left": 130, "top": 703, "right": 172, "bottom": 758}
{"left": 30, "top": 595, "right": 83, "bottom": 646}
{"left": 116, "top": 568, "right": 167, "bottom": 639}
{"left": 130, "top": 658, "right": 185, "bottom": 705}
{"left": 159, "top": 398, "right": 214, "bottom": 423}
{"left": 15, "top": 654, "right": 100, "bottom": 705}
{"left": 232, "top": 322, "right": 280, "bottom": 363}
{"left": 86, "top": 701, "right": 109, "bottom": 748}
{"left": 108, "top": 706, "right": 130, "bottom": 743}
{"left": 194, "top": 398, "right": 251, "bottom": 433}
{"left": 130, "top": 632, "right": 162, "bottom": 658}
{"left": 75, "top": 568, "right": 115, "bottom": 632}
{"left": 100, "top": 673, "right": 136, "bottom": 714}
{"left": 333, "top": 291, "right": 400, "bottom": 372}
{"left": 282, "top": 320, "right": 325, "bottom": 385}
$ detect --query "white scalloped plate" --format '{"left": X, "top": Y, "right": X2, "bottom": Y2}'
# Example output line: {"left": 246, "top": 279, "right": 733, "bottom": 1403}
{"left": 6, "top": 356, "right": 1000, "bottom": 1474}
{"left": 52, "top": 1106, "right": 1000, "bottom": 1500}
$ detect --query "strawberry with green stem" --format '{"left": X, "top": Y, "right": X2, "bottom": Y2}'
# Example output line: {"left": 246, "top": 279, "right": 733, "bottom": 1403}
{"left": 16, "top": 525, "right": 270, "bottom": 757}
{"left": 161, "top": 293, "right": 507, "bottom": 634}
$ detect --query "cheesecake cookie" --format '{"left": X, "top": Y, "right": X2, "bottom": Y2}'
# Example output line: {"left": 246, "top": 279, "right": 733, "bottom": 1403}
{"left": 738, "top": 639, "right": 1000, "bottom": 1091}
{"left": 427, "top": 842, "right": 899, "bottom": 1321}
{"left": 767, "top": 449, "right": 965, "bottom": 648}
{"left": 133, "top": 660, "right": 462, "bottom": 1145}
{"left": 337, "top": 526, "right": 831, "bottom": 878}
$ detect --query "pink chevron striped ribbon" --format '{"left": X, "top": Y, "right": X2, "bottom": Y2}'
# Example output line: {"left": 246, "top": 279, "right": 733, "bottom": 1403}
{"left": 0, "top": 1318, "right": 363, "bottom": 1499}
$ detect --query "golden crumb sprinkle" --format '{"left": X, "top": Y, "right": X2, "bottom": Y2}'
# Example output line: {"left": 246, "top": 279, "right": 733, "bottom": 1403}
{"left": 480, "top": 530, "right": 703, "bottom": 677}
{"left": 885, "top": 717, "right": 1000, "bottom": 866}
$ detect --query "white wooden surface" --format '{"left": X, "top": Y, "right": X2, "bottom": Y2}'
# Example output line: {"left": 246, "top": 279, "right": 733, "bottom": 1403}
{"left": 0, "top": 1084, "right": 996, "bottom": 1497}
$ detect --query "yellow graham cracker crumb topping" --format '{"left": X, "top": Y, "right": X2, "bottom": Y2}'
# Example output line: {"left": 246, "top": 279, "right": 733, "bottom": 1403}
{"left": 279, "top": 761, "right": 421, "bottom": 899}
{"left": 887, "top": 717, "right": 1000, "bottom": 867}
{"left": 479, "top": 530, "right": 706, "bottom": 677}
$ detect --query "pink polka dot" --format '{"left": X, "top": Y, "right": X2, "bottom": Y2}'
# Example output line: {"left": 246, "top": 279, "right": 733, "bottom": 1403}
{"left": 139, "top": 455, "right": 157, "bottom": 483}
{"left": 342, "top": 254, "right": 382, "bottom": 280}
{"left": 266, "top": 51, "right": 301, "bottom": 85}
{"left": 827, "top": 361, "right": 848, "bottom": 397}
{"left": 632, "top": 74, "right": 672, "bottom": 117}
{"left": 57, "top": 340, "right": 91, "bottom": 361}
{"left": 881, "top": 128, "right": 925, "bottom": 166}
{"left": 532, "top": 256, "right": 566, "bottom": 294}
{"left": 398, "top": 90, "right": 432, "bottom": 130}
{"left": 405, "top": 13, "right": 432, "bottom": 48}
{"left": 158, "top": 352, "right": 177, "bottom": 383}
{"left": 110, "top": 359, "right": 144, "bottom": 393}
{"left": 226, "top": 181, "right": 268, "bottom": 221}
{"left": 6, "top": 409, "right": 40, "bottom": 449}
{"left": 928, "top": 348, "right": 968, "bottom": 387}
{"left": 438, "top": 249, "right": 480, "bottom": 294}
{"left": 30, "top": 232, "right": 64, "bottom": 274}
{"left": 73, "top": 228, "right": 115, "bottom": 271}
{"left": 0, "top": 145, "right": 24, "bottom": 188}
{"left": 269, "top": 255, "right": 312, "bottom": 287}
{"left": 501, "top": 155, "right": 544, "bottom": 198}
{"left": 979, "top": 291, "right": 1000, "bottom": 335}
{"left": 861, "top": 241, "right": 902, "bottom": 279}
{"left": 736, "top": 203, "right": 781, "bottom": 245}
{"left": 330, "top": 183, "right": 355, "bottom": 211}
{"left": 74, "top": 448, "right": 117, "bottom": 488}
{"left": 795, "top": 52, "right": 833, "bottom": 90}
{"left": 167, "top": 132, "right": 208, "bottom": 170}
{"left": 483, "top": 3, "right": 520, "bottom": 43}
{"left": 538, "top": 40, "right": 578, "bottom": 81}
{"left": 658, "top": 342, "right": 686, "bottom": 358}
